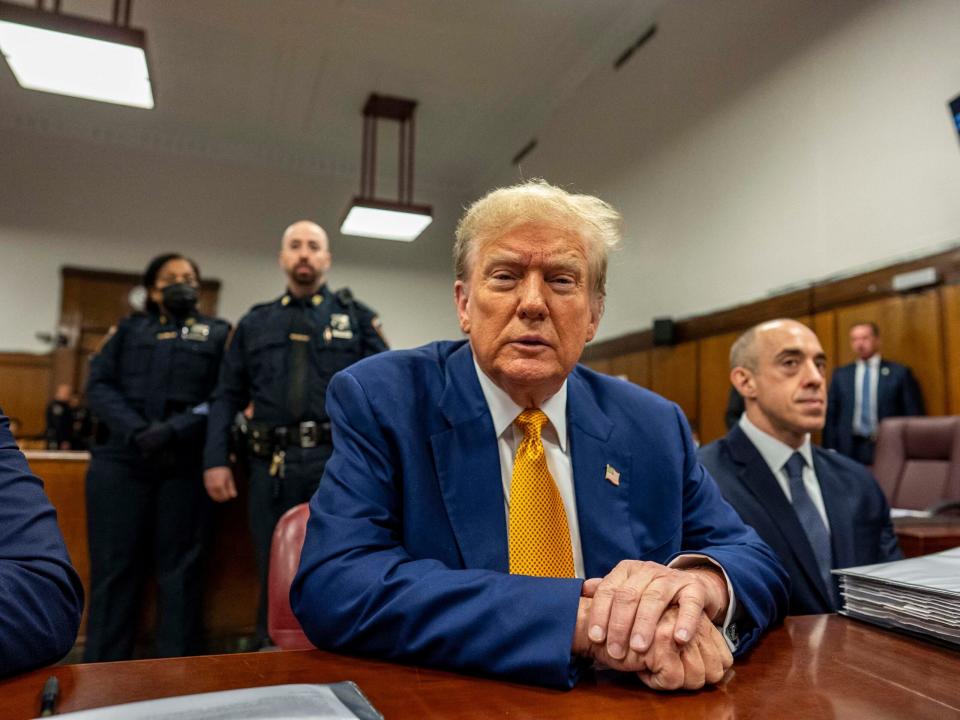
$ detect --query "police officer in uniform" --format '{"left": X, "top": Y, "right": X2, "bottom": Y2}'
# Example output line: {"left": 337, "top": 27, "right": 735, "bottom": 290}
{"left": 84, "top": 254, "right": 230, "bottom": 661}
{"left": 203, "top": 220, "right": 388, "bottom": 644}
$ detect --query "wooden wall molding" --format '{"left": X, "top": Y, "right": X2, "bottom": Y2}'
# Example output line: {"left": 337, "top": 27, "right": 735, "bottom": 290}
{"left": 584, "top": 246, "right": 960, "bottom": 361}
{"left": 62, "top": 265, "right": 222, "bottom": 293}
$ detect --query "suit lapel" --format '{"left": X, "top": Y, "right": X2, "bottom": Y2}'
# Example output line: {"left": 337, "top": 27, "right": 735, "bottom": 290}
{"left": 430, "top": 343, "right": 509, "bottom": 572}
{"left": 812, "top": 449, "right": 856, "bottom": 569}
{"left": 567, "top": 372, "right": 636, "bottom": 578}
{"left": 727, "top": 426, "right": 833, "bottom": 606}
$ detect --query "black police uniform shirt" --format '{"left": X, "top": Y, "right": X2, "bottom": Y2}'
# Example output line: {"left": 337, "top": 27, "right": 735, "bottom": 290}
{"left": 203, "top": 285, "right": 388, "bottom": 469}
{"left": 86, "top": 310, "right": 231, "bottom": 454}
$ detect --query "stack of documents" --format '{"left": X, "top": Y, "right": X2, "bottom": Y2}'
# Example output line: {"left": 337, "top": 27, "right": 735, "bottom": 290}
{"left": 834, "top": 547, "right": 960, "bottom": 649}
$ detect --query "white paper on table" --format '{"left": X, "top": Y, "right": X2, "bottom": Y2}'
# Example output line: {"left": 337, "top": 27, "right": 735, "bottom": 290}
{"left": 39, "top": 683, "right": 361, "bottom": 720}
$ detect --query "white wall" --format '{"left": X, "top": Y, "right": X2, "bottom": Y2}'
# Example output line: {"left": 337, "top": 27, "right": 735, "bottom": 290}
{"left": 5, "top": 1, "right": 960, "bottom": 353}
{"left": 496, "top": 0, "right": 960, "bottom": 342}
{"left": 0, "top": 127, "right": 464, "bottom": 354}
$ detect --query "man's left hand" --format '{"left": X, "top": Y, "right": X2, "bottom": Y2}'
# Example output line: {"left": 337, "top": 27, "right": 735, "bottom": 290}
{"left": 581, "top": 560, "right": 729, "bottom": 661}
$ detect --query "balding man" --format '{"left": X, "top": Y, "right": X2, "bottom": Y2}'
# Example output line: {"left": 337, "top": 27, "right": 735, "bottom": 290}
{"left": 699, "top": 320, "right": 901, "bottom": 615}
{"left": 204, "top": 220, "right": 388, "bottom": 644}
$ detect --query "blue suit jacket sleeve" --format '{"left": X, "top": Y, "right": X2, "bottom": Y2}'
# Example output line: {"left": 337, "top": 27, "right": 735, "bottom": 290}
{"left": 668, "top": 409, "right": 789, "bottom": 653}
{"left": 0, "top": 412, "right": 83, "bottom": 677}
{"left": 86, "top": 321, "right": 151, "bottom": 445}
{"left": 291, "top": 370, "right": 585, "bottom": 688}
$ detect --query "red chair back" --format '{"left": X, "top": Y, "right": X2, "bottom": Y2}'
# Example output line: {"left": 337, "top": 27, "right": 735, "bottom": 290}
{"left": 872, "top": 416, "right": 960, "bottom": 510}
{"left": 267, "top": 502, "right": 315, "bottom": 649}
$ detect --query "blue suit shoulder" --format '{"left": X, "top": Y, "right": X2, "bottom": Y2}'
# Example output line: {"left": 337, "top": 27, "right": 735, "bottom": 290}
{"left": 571, "top": 364, "right": 674, "bottom": 408}
{"left": 241, "top": 296, "right": 284, "bottom": 319}
{"left": 814, "top": 444, "right": 878, "bottom": 483}
{"left": 337, "top": 339, "right": 466, "bottom": 383}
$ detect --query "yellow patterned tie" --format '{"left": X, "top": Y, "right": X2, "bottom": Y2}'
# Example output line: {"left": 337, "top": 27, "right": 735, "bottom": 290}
{"left": 508, "top": 409, "right": 575, "bottom": 578}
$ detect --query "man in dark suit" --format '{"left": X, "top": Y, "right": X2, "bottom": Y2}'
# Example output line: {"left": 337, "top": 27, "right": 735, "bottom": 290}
{"left": 699, "top": 320, "right": 902, "bottom": 615}
{"left": 823, "top": 322, "right": 924, "bottom": 465}
{"left": 292, "top": 180, "right": 789, "bottom": 691}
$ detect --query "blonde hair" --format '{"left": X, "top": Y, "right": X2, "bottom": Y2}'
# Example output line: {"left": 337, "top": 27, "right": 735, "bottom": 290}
{"left": 453, "top": 179, "right": 622, "bottom": 297}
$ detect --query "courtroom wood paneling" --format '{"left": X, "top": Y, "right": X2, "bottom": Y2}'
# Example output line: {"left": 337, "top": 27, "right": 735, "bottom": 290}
{"left": 942, "top": 284, "right": 960, "bottom": 415}
{"left": 31, "top": 454, "right": 91, "bottom": 634}
{"left": 651, "top": 342, "right": 698, "bottom": 429}
{"left": 697, "top": 332, "right": 738, "bottom": 445}
{"left": 609, "top": 350, "right": 650, "bottom": 387}
{"left": 26, "top": 454, "right": 259, "bottom": 650}
{"left": 834, "top": 290, "right": 946, "bottom": 416}
{"left": 0, "top": 353, "right": 53, "bottom": 437}
{"left": 812, "top": 311, "right": 837, "bottom": 382}
{"left": 582, "top": 357, "right": 612, "bottom": 375}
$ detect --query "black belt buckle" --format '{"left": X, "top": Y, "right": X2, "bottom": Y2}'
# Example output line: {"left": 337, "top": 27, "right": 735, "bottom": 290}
{"left": 299, "top": 421, "right": 318, "bottom": 449}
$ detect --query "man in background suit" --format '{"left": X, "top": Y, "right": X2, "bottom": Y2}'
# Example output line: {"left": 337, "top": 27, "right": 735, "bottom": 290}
{"left": 699, "top": 320, "right": 901, "bottom": 615}
{"left": 292, "top": 180, "right": 788, "bottom": 690}
{"left": 823, "top": 322, "right": 924, "bottom": 465}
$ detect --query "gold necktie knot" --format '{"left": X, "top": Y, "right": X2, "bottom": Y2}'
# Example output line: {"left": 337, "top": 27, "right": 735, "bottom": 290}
{"left": 515, "top": 408, "right": 548, "bottom": 437}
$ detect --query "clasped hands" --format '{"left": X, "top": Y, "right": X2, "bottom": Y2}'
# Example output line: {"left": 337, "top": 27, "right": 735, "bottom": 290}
{"left": 572, "top": 560, "right": 734, "bottom": 691}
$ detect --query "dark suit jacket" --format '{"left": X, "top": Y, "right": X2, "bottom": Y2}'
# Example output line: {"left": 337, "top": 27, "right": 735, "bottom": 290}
{"left": 823, "top": 359, "right": 924, "bottom": 455}
{"left": 0, "top": 410, "right": 83, "bottom": 677}
{"left": 292, "top": 341, "right": 789, "bottom": 688}
{"left": 698, "top": 425, "right": 902, "bottom": 615}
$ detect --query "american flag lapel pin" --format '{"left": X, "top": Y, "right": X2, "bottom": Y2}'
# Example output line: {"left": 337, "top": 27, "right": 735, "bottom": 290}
{"left": 605, "top": 464, "right": 621, "bottom": 487}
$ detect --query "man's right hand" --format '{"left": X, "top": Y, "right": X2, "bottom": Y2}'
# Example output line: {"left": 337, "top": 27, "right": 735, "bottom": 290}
{"left": 204, "top": 466, "right": 237, "bottom": 502}
{"left": 572, "top": 598, "right": 732, "bottom": 690}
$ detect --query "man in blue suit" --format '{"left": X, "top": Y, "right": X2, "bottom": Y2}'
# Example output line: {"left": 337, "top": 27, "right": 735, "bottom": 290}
{"left": 0, "top": 409, "right": 83, "bottom": 676}
{"left": 292, "top": 180, "right": 788, "bottom": 690}
{"left": 699, "top": 320, "right": 902, "bottom": 615}
{"left": 823, "top": 322, "right": 924, "bottom": 465}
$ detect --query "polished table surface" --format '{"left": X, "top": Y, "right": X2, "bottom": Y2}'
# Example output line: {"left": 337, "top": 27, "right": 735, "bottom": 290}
{"left": 894, "top": 516, "right": 960, "bottom": 558}
{"left": 3, "top": 615, "right": 958, "bottom": 719}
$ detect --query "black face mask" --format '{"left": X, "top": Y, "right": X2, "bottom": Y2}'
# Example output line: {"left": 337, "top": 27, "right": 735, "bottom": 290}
{"left": 161, "top": 283, "right": 198, "bottom": 317}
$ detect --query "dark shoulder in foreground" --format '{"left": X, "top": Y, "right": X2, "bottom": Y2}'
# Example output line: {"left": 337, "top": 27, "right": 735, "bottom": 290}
{"left": 813, "top": 444, "right": 876, "bottom": 479}
{"left": 238, "top": 295, "right": 285, "bottom": 323}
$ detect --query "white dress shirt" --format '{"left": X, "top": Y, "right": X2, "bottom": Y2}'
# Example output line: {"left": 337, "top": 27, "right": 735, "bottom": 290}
{"left": 853, "top": 354, "right": 881, "bottom": 436}
{"left": 738, "top": 414, "right": 831, "bottom": 530}
{"left": 472, "top": 356, "right": 586, "bottom": 577}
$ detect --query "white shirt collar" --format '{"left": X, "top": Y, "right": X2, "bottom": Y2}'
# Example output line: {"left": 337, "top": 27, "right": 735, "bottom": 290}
{"left": 738, "top": 413, "right": 813, "bottom": 472}
{"left": 857, "top": 353, "right": 881, "bottom": 368}
{"left": 472, "top": 353, "right": 568, "bottom": 451}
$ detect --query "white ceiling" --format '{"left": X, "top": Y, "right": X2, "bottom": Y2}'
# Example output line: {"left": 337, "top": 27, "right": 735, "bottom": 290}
{"left": 0, "top": 0, "right": 663, "bottom": 197}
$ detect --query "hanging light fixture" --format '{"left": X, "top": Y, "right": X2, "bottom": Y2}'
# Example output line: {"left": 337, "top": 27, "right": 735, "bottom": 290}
{"left": 340, "top": 94, "right": 433, "bottom": 242}
{"left": 0, "top": 0, "right": 154, "bottom": 109}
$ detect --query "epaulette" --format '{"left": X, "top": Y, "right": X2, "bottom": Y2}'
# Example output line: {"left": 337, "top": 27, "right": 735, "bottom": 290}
{"left": 247, "top": 296, "right": 284, "bottom": 314}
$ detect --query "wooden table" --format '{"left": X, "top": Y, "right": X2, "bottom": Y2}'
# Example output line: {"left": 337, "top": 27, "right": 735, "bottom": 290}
{"left": 3, "top": 615, "right": 958, "bottom": 719}
{"left": 894, "top": 517, "right": 960, "bottom": 558}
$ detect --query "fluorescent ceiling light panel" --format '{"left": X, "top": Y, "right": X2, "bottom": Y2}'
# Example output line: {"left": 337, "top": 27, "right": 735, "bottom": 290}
{"left": 340, "top": 204, "right": 433, "bottom": 242}
{"left": 0, "top": 8, "right": 153, "bottom": 109}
